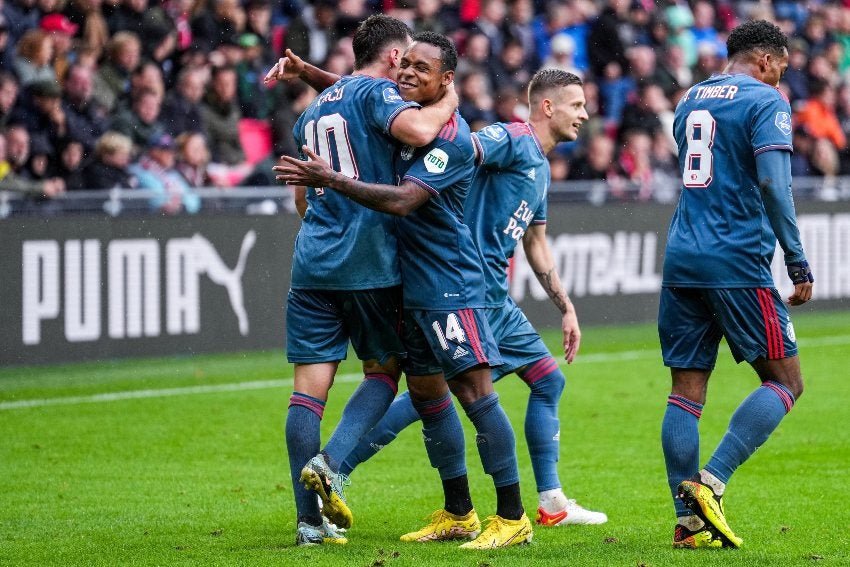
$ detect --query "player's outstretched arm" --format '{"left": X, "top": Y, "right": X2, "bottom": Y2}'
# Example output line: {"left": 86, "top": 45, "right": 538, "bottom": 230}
{"left": 263, "top": 49, "right": 339, "bottom": 92}
{"left": 390, "top": 82, "right": 459, "bottom": 148}
{"left": 274, "top": 146, "right": 430, "bottom": 216}
{"left": 755, "top": 150, "right": 814, "bottom": 306}
{"left": 523, "top": 224, "right": 580, "bottom": 363}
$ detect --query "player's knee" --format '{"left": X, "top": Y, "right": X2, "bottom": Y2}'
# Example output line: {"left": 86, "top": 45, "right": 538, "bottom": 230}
{"left": 527, "top": 367, "right": 565, "bottom": 401}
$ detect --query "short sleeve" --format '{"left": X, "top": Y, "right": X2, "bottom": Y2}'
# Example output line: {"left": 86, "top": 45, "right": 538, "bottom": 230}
{"left": 366, "top": 81, "right": 420, "bottom": 135}
{"left": 474, "top": 123, "right": 517, "bottom": 169}
{"left": 403, "top": 138, "right": 471, "bottom": 197}
{"left": 752, "top": 92, "right": 793, "bottom": 156}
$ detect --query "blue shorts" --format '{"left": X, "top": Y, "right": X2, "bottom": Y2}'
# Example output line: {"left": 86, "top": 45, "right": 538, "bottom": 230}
{"left": 402, "top": 308, "right": 502, "bottom": 380}
{"left": 658, "top": 287, "right": 798, "bottom": 370}
{"left": 486, "top": 297, "right": 551, "bottom": 381}
{"left": 286, "top": 286, "right": 406, "bottom": 364}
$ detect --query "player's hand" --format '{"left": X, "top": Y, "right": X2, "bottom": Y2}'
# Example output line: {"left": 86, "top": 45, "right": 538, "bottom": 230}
{"left": 263, "top": 49, "right": 305, "bottom": 84}
{"left": 561, "top": 309, "right": 581, "bottom": 364}
{"left": 273, "top": 146, "right": 335, "bottom": 187}
{"left": 786, "top": 261, "right": 814, "bottom": 306}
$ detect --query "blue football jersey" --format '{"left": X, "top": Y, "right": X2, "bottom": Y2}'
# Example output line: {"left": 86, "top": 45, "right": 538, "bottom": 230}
{"left": 664, "top": 74, "right": 794, "bottom": 288}
{"left": 467, "top": 122, "right": 550, "bottom": 307}
{"left": 290, "top": 75, "right": 418, "bottom": 290}
{"left": 393, "top": 113, "right": 483, "bottom": 309}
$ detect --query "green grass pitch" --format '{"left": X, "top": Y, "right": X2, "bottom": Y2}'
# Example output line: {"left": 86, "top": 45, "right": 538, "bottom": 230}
{"left": 1, "top": 310, "right": 848, "bottom": 566}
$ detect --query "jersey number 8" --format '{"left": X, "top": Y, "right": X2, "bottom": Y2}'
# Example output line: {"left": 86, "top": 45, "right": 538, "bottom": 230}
{"left": 683, "top": 110, "right": 716, "bottom": 188}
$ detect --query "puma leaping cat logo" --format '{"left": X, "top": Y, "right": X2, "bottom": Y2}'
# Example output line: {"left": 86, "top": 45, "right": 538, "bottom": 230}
{"left": 192, "top": 231, "right": 256, "bottom": 335}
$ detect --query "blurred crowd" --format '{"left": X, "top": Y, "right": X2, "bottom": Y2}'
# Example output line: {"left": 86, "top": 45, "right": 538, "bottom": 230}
{"left": 1, "top": 0, "right": 850, "bottom": 213}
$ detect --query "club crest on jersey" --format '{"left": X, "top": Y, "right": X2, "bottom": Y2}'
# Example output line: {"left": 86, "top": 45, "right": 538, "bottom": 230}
{"left": 481, "top": 124, "right": 507, "bottom": 141}
{"left": 400, "top": 145, "right": 414, "bottom": 161}
{"left": 424, "top": 148, "right": 449, "bottom": 173}
{"left": 383, "top": 87, "right": 403, "bottom": 103}
{"left": 775, "top": 112, "right": 792, "bottom": 136}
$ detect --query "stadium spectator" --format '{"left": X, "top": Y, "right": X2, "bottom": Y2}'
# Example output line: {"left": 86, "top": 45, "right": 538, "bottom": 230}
{"left": 13, "top": 28, "right": 55, "bottom": 87}
{"left": 8, "top": 79, "right": 68, "bottom": 158}
{"left": 506, "top": 0, "right": 538, "bottom": 70}
{"left": 48, "top": 137, "right": 87, "bottom": 190}
{"left": 39, "top": 13, "right": 78, "bottom": 81}
{"left": 92, "top": 31, "right": 141, "bottom": 111}
{"left": 128, "top": 60, "right": 165, "bottom": 104}
{"left": 174, "top": 131, "right": 211, "bottom": 187}
{"left": 3, "top": 0, "right": 40, "bottom": 45}
{"left": 618, "top": 81, "right": 664, "bottom": 142}
{"left": 587, "top": 0, "right": 632, "bottom": 79}
{"left": 411, "top": 0, "right": 450, "bottom": 35}
{"left": 490, "top": 37, "right": 531, "bottom": 92}
{"left": 191, "top": 0, "right": 245, "bottom": 55}
{"left": 235, "top": 32, "right": 277, "bottom": 119}
{"left": 200, "top": 65, "right": 245, "bottom": 166}
{"left": 62, "top": 63, "right": 110, "bottom": 154}
{"left": 0, "top": 125, "right": 65, "bottom": 198}
{"left": 160, "top": 66, "right": 207, "bottom": 138}
{"left": 457, "top": 69, "right": 496, "bottom": 131}
{"left": 541, "top": 32, "right": 582, "bottom": 78}
{"left": 281, "top": 0, "right": 338, "bottom": 66}
{"left": 80, "top": 130, "right": 136, "bottom": 189}
{"left": 794, "top": 78, "right": 847, "bottom": 152}
{"left": 129, "top": 132, "right": 200, "bottom": 214}
{"left": 455, "top": 31, "right": 495, "bottom": 91}
{"left": 609, "top": 128, "right": 654, "bottom": 201}
{"left": 0, "top": 71, "right": 19, "bottom": 128}
{"left": 470, "top": 0, "right": 508, "bottom": 56}
{"left": 567, "top": 132, "right": 615, "bottom": 181}
{"left": 63, "top": 0, "right": 110, "bottom": 61}
{"left": 243, "top": 0, "right": 276, "bottom": 69}
{"left": 109, "top": 86, "right": 166, "bottom": 151}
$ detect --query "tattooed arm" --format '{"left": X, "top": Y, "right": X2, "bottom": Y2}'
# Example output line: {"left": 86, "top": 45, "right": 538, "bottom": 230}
{"left": 522, "top": 223, "right": 581, "bottom": 363}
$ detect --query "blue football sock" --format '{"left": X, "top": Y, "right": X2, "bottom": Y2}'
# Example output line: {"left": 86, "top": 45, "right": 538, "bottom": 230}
{"left": 286, "top": 392, "right": 324, "bottom": 525}
{"left": 340, "top": 390, "right": 420, "bottom": 476}
{"left": 705, "top": 380, "right": 796, "bottom": 484}
{"left": 322, "top": 373, "right": 397, "bottom": 471}
{"left": 412, "top": 392, "right": 467, "bottom": 480}
{"left": 519, "top": 357, "right": 565, "bottom": 492}
{"left": 462, "top": 392, "right": 520, "bottom": 488}
{"left": 662, "top": 394, "right": 703, "bottom": 517}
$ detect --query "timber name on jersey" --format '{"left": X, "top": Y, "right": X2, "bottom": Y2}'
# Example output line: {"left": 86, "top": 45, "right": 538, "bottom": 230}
{"left": 664, "top": 73, "right": 794, "bottom": 288}
{"left": 394, "top": 112, "right": 484, "bottom": 310}
{"left": 468, "top": 122, "right": 549, "bottom": 307}
{"left": 291, "top": 75, "right": 418, "bottom": 290}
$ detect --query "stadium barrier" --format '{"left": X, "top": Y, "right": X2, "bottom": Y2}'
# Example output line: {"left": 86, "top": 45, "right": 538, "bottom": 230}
{"left": 2, "top": 188, "right": 848, "bottom": 365}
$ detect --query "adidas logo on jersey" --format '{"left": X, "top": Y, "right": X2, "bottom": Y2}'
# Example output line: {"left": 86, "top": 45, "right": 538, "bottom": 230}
{"left": 452, "top": 346, "right": 469, "bottom": 359}
{"left": 527, "top": 168, "right": 536, "bottom": 180}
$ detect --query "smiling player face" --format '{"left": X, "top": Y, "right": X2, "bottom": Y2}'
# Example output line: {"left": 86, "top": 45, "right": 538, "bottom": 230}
{"left": 396, "top": 41, "right": 453, "bottom": 106}
{"left": 549, "top": 84, "right": 589, "bottom": 143}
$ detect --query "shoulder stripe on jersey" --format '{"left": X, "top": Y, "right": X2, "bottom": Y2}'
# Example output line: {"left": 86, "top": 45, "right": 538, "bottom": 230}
{"left": 471, "top": 133, "right": 484, "bottom": 166}
{"left": 385, "top": 102, "right": 421, "bottom": 135}
{"left": 403, "top": 175, "right": 439, "bottom": 197}
{"left": 505, "top": 122, "right": 545, "bottom": 155}
{"left": 754, "top": 144, "right": 793, "bottom": 156}
{"left": 438, "top": 114, "right": 458, "bottom": 142}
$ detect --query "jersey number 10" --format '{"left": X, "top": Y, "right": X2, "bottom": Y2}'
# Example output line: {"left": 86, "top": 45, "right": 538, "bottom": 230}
{"left": 683, "top": 110, "right": 716, "bottom": 188}
{"left": 303, "top": 113, "right": 360, "bottom": 186}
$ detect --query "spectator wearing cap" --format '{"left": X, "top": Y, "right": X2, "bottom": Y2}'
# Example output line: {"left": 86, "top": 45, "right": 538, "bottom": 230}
{"left": 8, "top": 79, "right": 67, "bottom": 155}
{"left": 541, "top": 32, "right": 582, "bottom": 78}
{"left": 160, "top": 66, "right": 207, "bottom": 138}
{"left": 62, "top": 63, "right": 109, "bottom": 154}
{"left": 129, "top": 132, "right": 200, "bottom": 214}
{"left": 236, "top": 32, "right": 278, "bottom": 119}
{"left": 13, "top": 28, "right": 55, "bottom": 87}
{"left": 40, "top": 13, "right": 78, "bottom": 80}
{"left": 109, "top": 86, "right": 167, "bottom": 151}
{"left": 244, "top": 0, "right": 277, "bottom": 69}
{"left": 93, "top": 31, "right": 141, "bottom": 112}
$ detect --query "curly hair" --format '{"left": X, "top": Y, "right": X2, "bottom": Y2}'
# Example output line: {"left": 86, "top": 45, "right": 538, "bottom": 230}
{"left": 726, "top": 20, "right": 788, "bottom": 59}
{"left": 412, "top": 32, "right": 458, "bottom": 72}
{"left": 352, "top": 15, "right": 412, "bottom": 70}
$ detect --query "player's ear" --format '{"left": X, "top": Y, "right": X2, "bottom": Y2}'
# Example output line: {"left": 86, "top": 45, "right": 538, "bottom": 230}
{"left": 442, "top": 70, "right": 454, "bottom": 86}
{"left": 389, "top": 47, "right": 402, "bottom": 68}
{"left": 543, "top": 98, "right": 553, "bottom": 118}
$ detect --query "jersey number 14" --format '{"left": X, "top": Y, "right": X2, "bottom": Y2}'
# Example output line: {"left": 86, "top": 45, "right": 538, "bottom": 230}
{"left": 683, "top": 110, "right": 716, "bottom": 188}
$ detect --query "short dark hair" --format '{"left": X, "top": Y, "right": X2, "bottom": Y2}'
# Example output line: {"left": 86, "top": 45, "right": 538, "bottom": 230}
{"left": 352, "top": 15, "right": 412, "bottom": 70}
{"left": 411, "top": 31, "right": 458, "bottom": 72}
{"left": 726, "top": 19, "right": 788, "bottom": 59}
{"left": 527, "top": 68, "right": 583, "bottom": 105}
